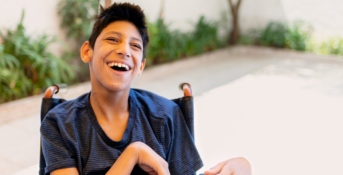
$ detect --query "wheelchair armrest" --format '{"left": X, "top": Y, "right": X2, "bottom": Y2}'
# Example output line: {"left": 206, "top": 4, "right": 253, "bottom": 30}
{"left": 44, "top": 85, "right": 59, "bottom": 98}
{"left": 180, "top": 83, "right": 192, "bottom": 96}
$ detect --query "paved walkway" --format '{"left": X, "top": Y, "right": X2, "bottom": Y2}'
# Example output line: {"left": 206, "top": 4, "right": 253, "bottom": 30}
{"left": 1, "top": 46, "right": 343, "bottom": 175}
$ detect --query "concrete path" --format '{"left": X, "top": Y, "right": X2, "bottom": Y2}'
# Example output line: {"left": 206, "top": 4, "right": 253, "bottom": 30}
{"left": 1, "top": 46, "right": 343, "bottom": 175}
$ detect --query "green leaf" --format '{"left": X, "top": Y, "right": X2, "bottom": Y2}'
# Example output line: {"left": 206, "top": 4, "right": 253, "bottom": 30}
{"left": 0, "top": 9, "right": 76, "bottom": 103}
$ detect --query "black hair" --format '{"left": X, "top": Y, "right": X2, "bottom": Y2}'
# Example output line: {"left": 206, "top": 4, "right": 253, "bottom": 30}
{"left": 88, "top": 3, "right": 149, "bottom": 59}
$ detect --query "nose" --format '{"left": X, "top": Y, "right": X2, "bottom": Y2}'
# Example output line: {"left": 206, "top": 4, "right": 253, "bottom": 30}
{"left": 115, "top": 41, "right": 131, "bottom": 58}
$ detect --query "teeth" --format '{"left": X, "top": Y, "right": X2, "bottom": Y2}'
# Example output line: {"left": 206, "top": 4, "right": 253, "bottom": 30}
{"left": 108, "top": 62, "right": 130, "bottom": 70}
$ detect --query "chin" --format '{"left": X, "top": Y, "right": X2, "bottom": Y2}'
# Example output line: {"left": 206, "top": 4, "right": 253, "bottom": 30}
{"left": 103, "top": 81, "right": 131, "bottom": 93}
{"left": 90, "top": 74, "right": 132, "bottom": 93}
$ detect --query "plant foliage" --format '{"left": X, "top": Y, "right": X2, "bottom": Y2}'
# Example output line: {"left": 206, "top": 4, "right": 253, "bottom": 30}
{"left": 57, "top": 0, "right": 100, "bottom": 81}
{"left": 57, "top": 0, "right": 99, "bottom": 45}
{"left": 146, "top": 16, "right": 224, "bottom": 66}
{"left": 307, "top": 37, "right": 343, "bottom": 56}
{"left": 240, "top": 21, "right": 312, "bottom": 51}
{"left": 258, "top": 22, "right": 287, "bottom": 48}
{"left": 0, "top": 11, "right": 76, "bottom": 103}
{"left": 285, "top": 21, "right": 312, "bottom": 51}
{"left": 57, "top": 1, "right": 225, "bottom": 67}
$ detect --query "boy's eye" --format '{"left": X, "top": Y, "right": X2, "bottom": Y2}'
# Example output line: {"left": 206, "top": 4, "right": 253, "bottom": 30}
{"left": 133, "top": 44, "right": 141, "bottom": 49}
{"left": 107, "top": 38, "right": 118, "bottom": 42}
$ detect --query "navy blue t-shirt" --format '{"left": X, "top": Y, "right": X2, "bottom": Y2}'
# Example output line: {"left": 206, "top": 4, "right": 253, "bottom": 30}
{"left": 40, "top": 89, "right": 203, "bottom": 175}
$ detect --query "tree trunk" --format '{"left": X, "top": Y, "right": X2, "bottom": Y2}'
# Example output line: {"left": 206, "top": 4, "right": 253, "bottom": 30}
{"left": 159, "top": 0, "right": 165, "bottom": 20}
{"left": 228, "top": 0, "right": 242, "bottom": 45}
{"left": 105, "top": 0, "right": 112, "bottom": 8}
{"left": 96, "top": 0, "right": 100, "bottom": 15}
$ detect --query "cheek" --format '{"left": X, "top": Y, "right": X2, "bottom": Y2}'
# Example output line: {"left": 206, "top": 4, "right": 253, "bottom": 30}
{"left": 132, "top": 58, "right": 142, "bottom": 74}
{"left": 131, "top": 65, "right": 139, "bottom": 75}
{"left": 94, "top": 41, "right": 112, "bottom": 56}
{"left": 92, "top": 48, "right": 111, "bottom": 67}
{"left": 97, "top": 46, "right": 111, "bottom": 58}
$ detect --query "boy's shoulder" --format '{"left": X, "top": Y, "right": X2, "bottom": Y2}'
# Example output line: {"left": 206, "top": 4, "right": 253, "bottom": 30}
{"left": 44, "top": 93, "right": 89, "bottom": 120}
{"left": 130, "top": 88, "right": 179, "bottom": 117}
{"left": 131, "top": 88, "right": 178, "bottom": 106}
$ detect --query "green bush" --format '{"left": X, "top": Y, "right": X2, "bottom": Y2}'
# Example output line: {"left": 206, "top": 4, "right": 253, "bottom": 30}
{"left": 146, "top": 16, "right": 224, "bottom": 66}
{"left": 57, "top": 0, "right": 99, "bottom": 45}
{"left": 238, "top": 28, "right": 259, "bottom": 45}
{"left": 258, "top": 22, "right": 287, "bottom": 48}
{"left": 239, "top": 20, "right": 343, "bottom": 57}
{"left": 241, "top": 21, "right": 312, "bottom": 51}
{"left": 57, "top": 0, "right": 100, "bottom": 81}
{"left": 308, "top": 37, "right": 343, "bottom": 55}
{"left": 146, "top": 19, "right": 183, "bottom": 65}
{"left": 190, "top": 16, "right": 224, "bottom": 54}
{"left": 285, "top": 22, "right": 312, "bottom": 51}
{"left": 0, "top": 11, "right": 76, "bottom": 103}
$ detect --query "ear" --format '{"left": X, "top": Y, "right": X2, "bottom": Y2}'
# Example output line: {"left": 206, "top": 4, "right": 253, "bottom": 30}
{"left": 138, "top": 59, "right": 146, "bottom": 76}
{"left": 80, "top": 41, "right": 93, "bottom": 63}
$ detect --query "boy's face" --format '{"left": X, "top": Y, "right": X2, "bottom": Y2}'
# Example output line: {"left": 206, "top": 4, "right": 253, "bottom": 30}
{"left": 81, "top": 21, "right": 145, "bottom": 93}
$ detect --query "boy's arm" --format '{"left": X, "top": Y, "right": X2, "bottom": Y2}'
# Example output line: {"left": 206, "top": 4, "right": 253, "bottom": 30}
{"left": 51, "top": 168, "right": 79, "bottom": 175}
{"left": 106, "top": 142, "right": 170, "bottom": 175}
{"left": 49, "top": 149, "right": 136, "bottom": 175}
{"left": 50, "top": 142, "right": 169, "bottom": 175}
{"left": 105, "top": 142, "right": 138, "bottom": 175}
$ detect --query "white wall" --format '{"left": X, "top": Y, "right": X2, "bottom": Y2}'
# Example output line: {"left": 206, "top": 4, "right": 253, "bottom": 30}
{"left": 280, "top": 0, "right": 343, "bottom": 38}
{"left": 239, "top": 0, "right": 343, "bottom": 39}
{"left": 102, "top": 0, "right": 229, "bottom": 31}
{"left": 0, "top": 0, "right": 71, "bottom": 55}
{"left": 1, "top": 0, "right": 342, "bottom": 51}
{"left": 0, "top": 0, "right": 229, "bottom": 54}
{"left": 239, "top": 0, "right": 287, "bottom": 33}
{"left": 0, "top": 0, "right": 229, "bottom": 37}
{"left": 0, "top": 0, "right": 62, "bottom": 36}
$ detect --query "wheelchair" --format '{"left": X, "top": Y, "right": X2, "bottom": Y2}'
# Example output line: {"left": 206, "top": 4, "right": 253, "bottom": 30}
{"left": 39, "top": 83, "right": 195, "bottom": 175}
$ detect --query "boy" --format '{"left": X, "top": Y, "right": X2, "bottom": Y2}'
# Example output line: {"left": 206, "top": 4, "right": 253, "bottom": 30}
{"left": 41, "top": 3, "right": 251, "bottom": 175}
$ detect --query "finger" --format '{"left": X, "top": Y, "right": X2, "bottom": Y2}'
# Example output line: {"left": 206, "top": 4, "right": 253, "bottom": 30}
{"left": 156, "top": 168, "right": 169, "bottom": 175}
{"left": 161, "top": 160, "right": 170, "bottom": 175}
{"left": 153, "top": 161, "right": 169, "bottom": 175}
{"left": 204, "top": 161, "right": 227, "bottom": 175}
{"left": 219, "top": 163, "right": 234, "bottom": 175}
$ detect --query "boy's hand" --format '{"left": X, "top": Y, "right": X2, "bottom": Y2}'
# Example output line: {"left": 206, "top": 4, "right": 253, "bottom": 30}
{"left": 131, "top": 142, "right": 170, "bottom": 175}
{"left": 106, "top": 142, "right": 169, "bottom": 175}
{"left": 204, "top": 157, "right": 251, "bottom": 175}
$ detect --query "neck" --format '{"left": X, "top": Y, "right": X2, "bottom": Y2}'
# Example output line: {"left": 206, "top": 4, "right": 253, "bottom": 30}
{"left": 89, "top": 86, "right": 130, "bottom": 122}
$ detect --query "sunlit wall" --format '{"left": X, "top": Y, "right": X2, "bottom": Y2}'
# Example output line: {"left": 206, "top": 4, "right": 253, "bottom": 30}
{"left": 1, "top": 0, "right": 342, "bottom": 45}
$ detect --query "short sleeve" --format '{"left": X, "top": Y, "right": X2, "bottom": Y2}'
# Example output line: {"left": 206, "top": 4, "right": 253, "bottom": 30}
{"left": 40, "top": 114, "right": 77, "bottom": 174}
{"left": 165, "top": 106, "right": 203, "bottom": 175}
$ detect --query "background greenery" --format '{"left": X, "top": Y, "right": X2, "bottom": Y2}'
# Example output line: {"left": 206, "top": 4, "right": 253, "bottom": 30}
{"left": 57, "top": 0, "right": 99, "bottom": 46}
{"left": 0, "top": 1, "right": 226, "bottom": 103}
{"left": 146, "top": 16, "right": 224, "bottom": 66}
{"left": 57, "top": 0, "right": 225, "bottom": 66}
{"left": 3, "top": 1, "right": 343, "bottom": 104}
{"left": 239, "top": 21, "right": 312, "bottom": 51}
{"left": 57, "top": 0, "right": 100, "bottom": 81}
{"left": 0, "top": 11, "right": 76, "bottom": 103}
{"left": 239, "top": 21, "right": 343, "bottom": 56}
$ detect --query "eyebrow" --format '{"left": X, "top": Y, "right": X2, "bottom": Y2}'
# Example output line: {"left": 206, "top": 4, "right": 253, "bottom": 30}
{"left": 105, "top": 31, "right": 142, "bottom": 43}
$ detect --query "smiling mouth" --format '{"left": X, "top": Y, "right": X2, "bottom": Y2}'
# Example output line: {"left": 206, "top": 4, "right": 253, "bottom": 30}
{"left": 107, "top": 62, "right": 130, "bottom": 71}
